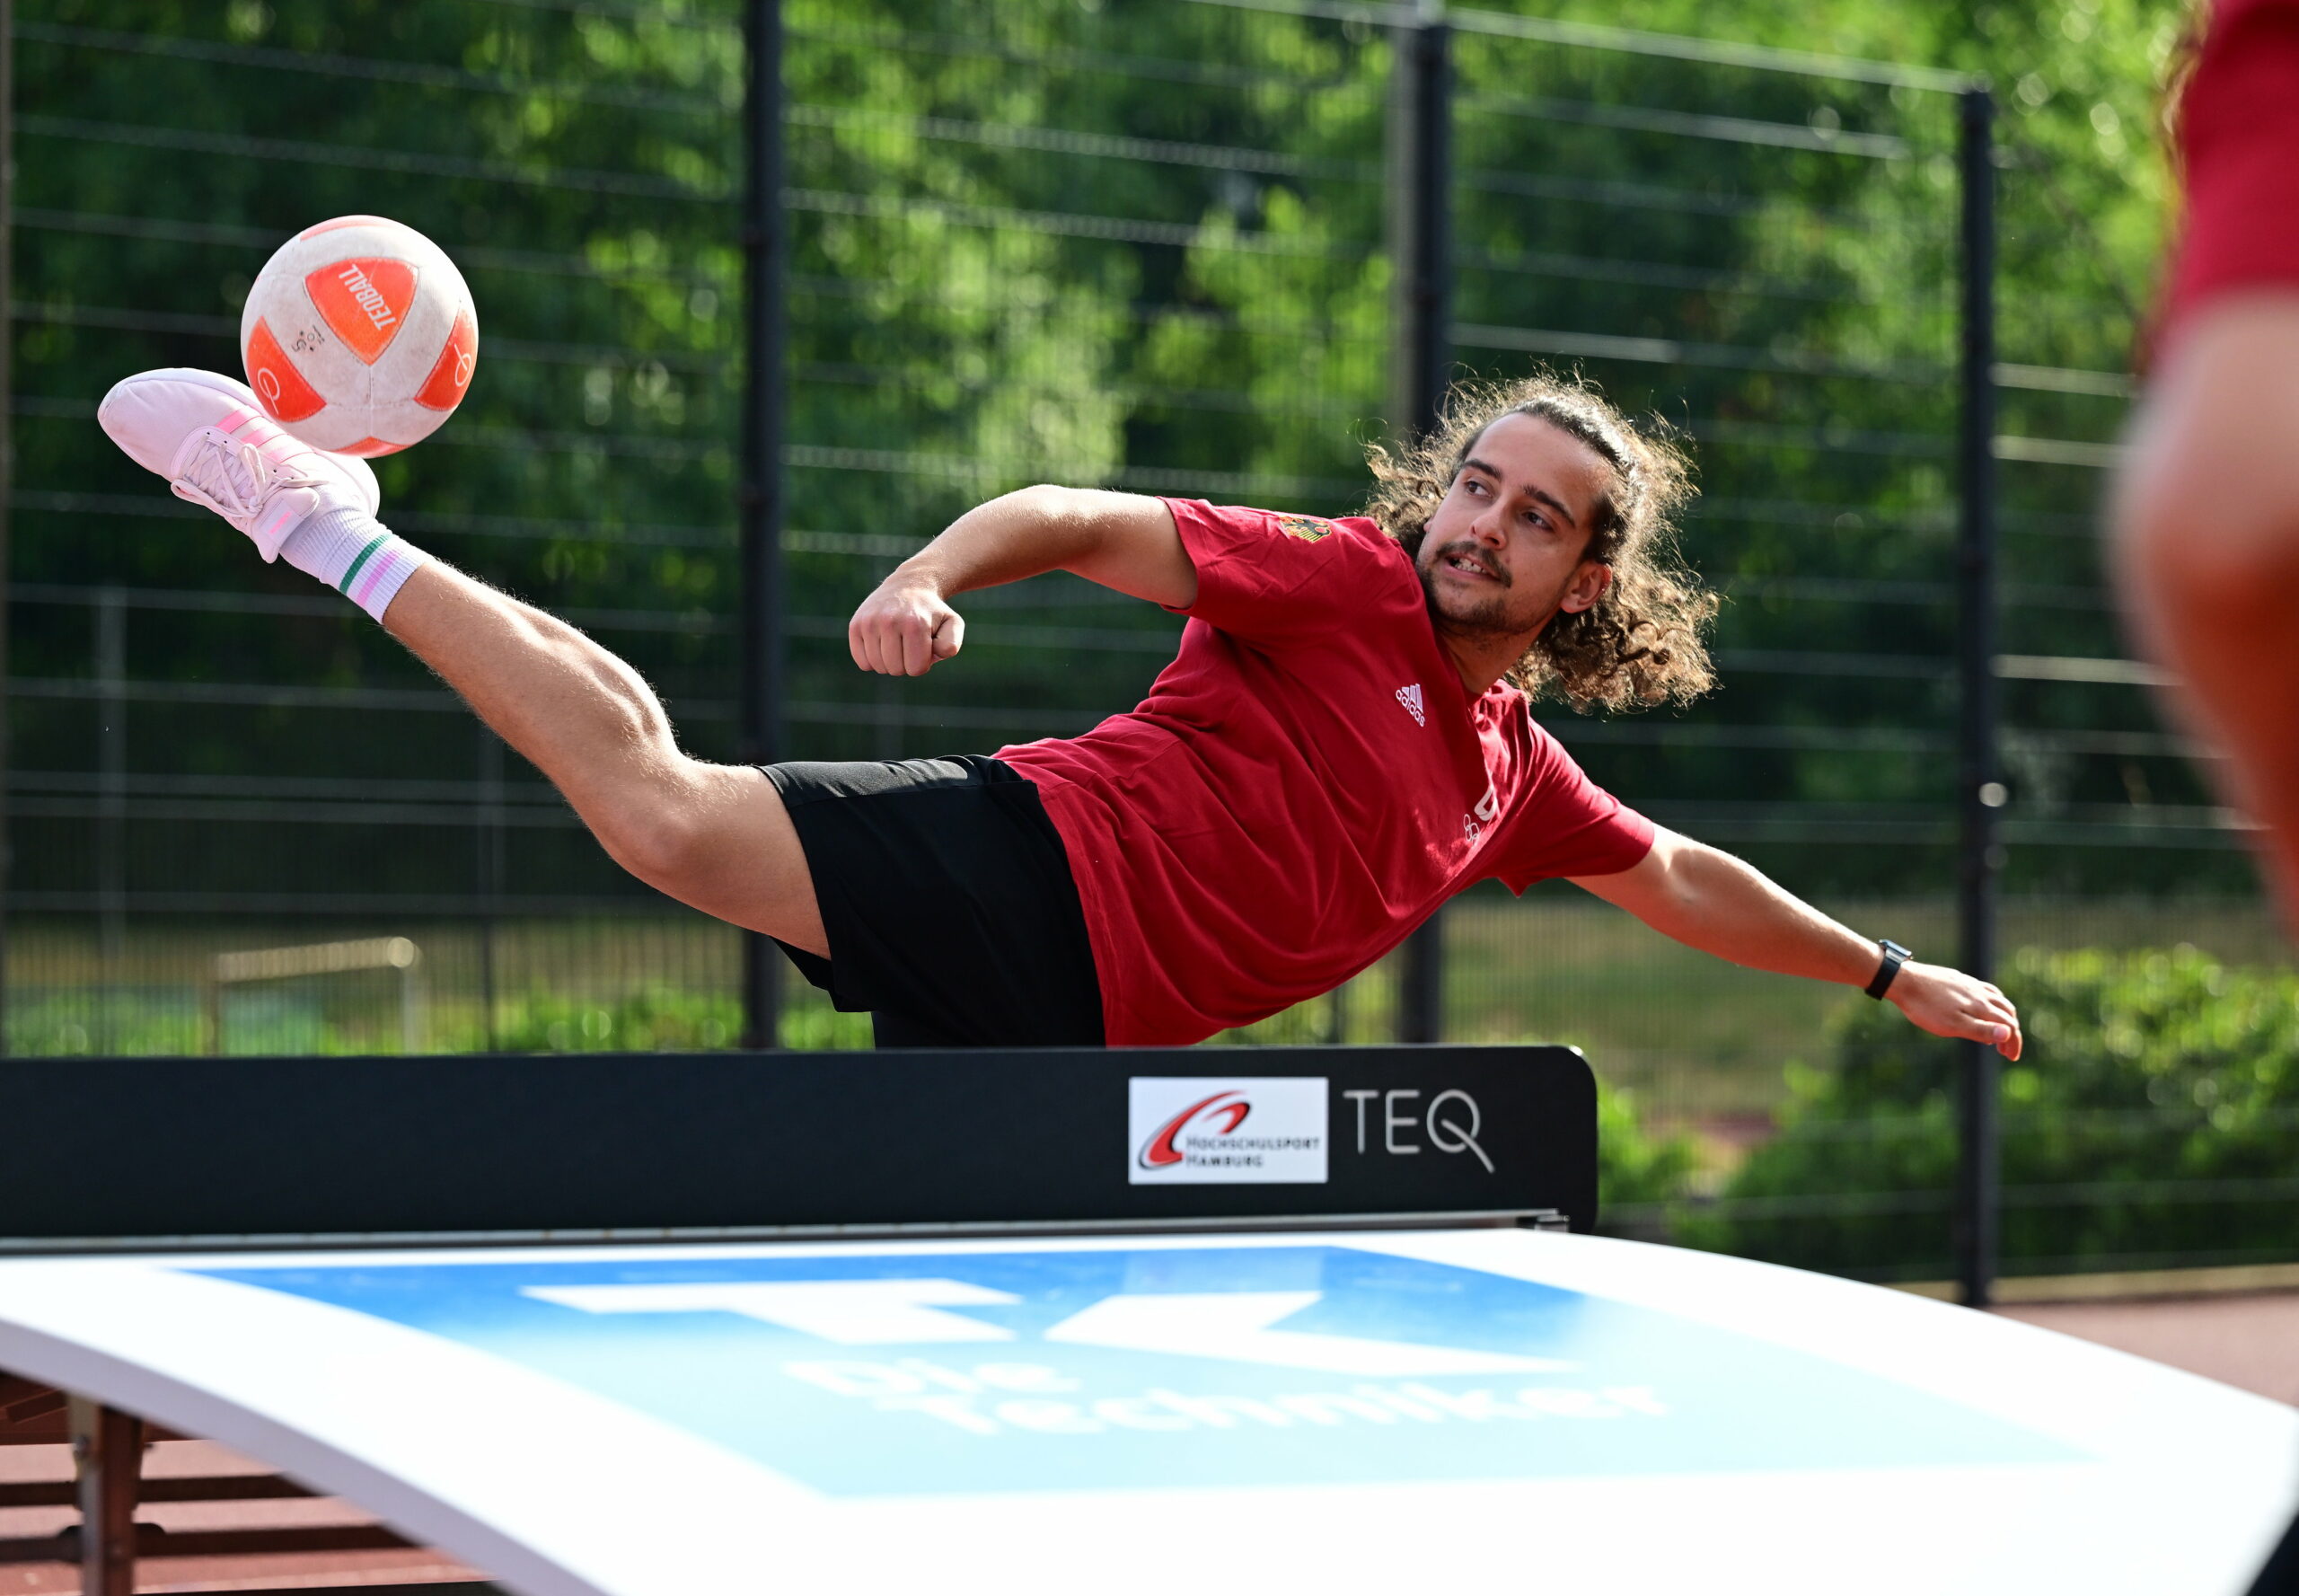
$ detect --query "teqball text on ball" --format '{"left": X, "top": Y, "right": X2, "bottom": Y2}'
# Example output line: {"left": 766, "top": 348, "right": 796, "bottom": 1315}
{"left": 238, "top": 214, "right": 479, "bottom": 458}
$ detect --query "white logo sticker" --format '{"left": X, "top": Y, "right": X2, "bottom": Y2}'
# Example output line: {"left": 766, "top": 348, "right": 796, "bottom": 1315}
{"left": 1128, "top": 1077, "right": 1328, "bottom": 1185}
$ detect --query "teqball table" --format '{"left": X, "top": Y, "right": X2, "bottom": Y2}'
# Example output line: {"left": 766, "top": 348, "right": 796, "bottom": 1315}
{"left": 0, "top": 1045, "right": 2289, "bottom": 1595}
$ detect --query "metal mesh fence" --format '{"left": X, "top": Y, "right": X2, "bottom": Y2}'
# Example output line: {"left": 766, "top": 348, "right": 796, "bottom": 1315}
{"left": 7, "top": 0, "right": 2290, "bottom": 1288}
{"left": 13, "top": 0, "right": 766, "bottom": 1050}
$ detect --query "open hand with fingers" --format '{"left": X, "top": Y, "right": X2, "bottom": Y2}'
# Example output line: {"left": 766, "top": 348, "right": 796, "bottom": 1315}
{"left": 850, "top": 572, "right": 965, "bottom": 676}
{"left": 1889, "top": 962, "right": 2023, "bottom": 1060}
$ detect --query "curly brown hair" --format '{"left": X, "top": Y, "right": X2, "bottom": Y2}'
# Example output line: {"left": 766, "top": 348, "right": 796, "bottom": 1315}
{"left": 1362, "top": 373, "right": 1719, "bottom": 713}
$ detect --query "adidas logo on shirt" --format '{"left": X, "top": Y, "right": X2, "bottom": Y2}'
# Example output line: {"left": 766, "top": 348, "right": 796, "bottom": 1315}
{"left": 1396, "top": 683, "right": 1425, "bottom": 726}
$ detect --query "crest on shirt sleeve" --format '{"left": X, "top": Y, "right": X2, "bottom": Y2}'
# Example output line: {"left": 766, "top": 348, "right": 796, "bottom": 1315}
{"left": 1277, "top": 515, "right": 1336, "bottom": 542}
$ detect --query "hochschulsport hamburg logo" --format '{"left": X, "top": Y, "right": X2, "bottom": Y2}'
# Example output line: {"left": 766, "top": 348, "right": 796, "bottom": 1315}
{"left": 1128, "top": 1077, "right": 1328, "bottom": 1185}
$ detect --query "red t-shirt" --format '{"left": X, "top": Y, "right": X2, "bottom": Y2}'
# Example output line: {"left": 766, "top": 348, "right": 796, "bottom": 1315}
{"left": 2161, "top": 0, "right": 2299, "bottom": 347}
{"left": 996, "top": 498, "right": 1655, "bottom": 1045}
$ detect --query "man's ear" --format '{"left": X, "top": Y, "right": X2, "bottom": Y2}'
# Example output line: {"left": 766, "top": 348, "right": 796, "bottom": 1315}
{"left": 1560, "top": 562, "right": 1613, "bottom": 615}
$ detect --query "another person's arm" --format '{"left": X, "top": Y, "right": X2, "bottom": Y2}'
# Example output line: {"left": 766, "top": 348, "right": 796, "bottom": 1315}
{"left": 2110, "top": 0, "right": 2299, "bottom": 927}
{"left": 2113, "top": 299, "right": 2299, "bottom": 926}
{"left": 849, "top": 487, "right": 1193, "bottom": 676}
{"left": 1571, "top": 827, "right": 2022, "bottom": 1058}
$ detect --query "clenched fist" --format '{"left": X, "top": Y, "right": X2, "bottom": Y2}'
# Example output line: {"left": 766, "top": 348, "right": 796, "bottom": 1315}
{"left": 850, "top": 573, "right": 965, "bottom": 676}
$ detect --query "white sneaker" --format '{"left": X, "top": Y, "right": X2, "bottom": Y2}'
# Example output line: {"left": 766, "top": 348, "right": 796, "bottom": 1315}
{"left": 97, "top": 368, "right": 380, "bottom": 561}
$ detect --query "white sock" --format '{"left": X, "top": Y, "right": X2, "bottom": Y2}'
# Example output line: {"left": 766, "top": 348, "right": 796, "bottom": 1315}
{"left": 278, "top": 505, "right": 432, "bottom": 623}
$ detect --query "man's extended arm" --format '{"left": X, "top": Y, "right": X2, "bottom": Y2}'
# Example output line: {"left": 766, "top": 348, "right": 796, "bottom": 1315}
{"left": 849, "top": 487, "right": 1194, "bottom": 676}
{"left": 1571, "top": 827, "right": 2022, "bottom": 1059}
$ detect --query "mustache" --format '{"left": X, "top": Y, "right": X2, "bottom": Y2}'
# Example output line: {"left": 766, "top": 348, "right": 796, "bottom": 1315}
{"left": 1430, "top": 540, "right": 1510, "bottom": 586}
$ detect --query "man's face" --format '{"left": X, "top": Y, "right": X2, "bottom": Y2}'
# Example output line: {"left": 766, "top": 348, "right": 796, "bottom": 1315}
{"left": 1414, "top": 412, "right": 1615, "bottom": 642}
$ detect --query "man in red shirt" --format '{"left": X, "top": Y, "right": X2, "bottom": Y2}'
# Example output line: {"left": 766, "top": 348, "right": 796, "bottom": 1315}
{"left": 99, "top": 366, "right": 2020, "bottom": 1057}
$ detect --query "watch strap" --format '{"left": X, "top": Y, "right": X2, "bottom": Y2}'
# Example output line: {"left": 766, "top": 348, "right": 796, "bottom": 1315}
{"left": 1866, "top": 939, "right": 1912, "bottom": 1000}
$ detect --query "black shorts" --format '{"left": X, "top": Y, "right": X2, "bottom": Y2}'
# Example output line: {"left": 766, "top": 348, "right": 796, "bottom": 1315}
{"left": 762, "top": 755, "right": 1106, "bottom": 1049}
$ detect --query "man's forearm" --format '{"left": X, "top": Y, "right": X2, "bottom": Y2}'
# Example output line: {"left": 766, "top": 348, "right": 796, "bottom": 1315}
{"left": 894, "top": 486, "right": 1104, "bottom": 598}
{"left": 893, "top": 485, "right": 1194, "bottom": 604}
{"left": 1579, "top": 829, "right": 2021, "bottom": 1056}
{"left": 1633, "top": 842, "right": 1881, "bottom": 987}
{"left": 849, "top": 488, "right": 1192, "bottom": 676}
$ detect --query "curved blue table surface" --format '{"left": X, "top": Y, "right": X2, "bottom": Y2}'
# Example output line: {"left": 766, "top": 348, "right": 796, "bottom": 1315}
{"left": 0, "top": 1229, "right": 2289, "bottom": 1594}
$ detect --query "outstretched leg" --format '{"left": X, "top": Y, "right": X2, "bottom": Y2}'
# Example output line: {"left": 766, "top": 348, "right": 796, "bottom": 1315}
{"left": 381, "top": 563, "right": 826, "bottom": 953}
{"left": 98, "top": 368, "right": 827, "bottom": 956}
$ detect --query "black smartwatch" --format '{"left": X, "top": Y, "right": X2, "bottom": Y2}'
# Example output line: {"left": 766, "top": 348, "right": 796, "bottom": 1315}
{"left": 1865, "top": 939, "right": 1912, "bottom": 1000}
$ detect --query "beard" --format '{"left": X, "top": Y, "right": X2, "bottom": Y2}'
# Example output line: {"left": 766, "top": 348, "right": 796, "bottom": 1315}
{"left": 1418, "top": 539, "right": 1527, "bottom": 639}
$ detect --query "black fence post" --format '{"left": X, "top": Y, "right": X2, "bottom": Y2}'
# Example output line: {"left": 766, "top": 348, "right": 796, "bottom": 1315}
{"left": 476, "top": 725, "right": 504, "bottom": 1053}
{"left": 0, "top": 0, "right": 13, "bottom": 1059}
{"left": 1392, "top": 4, "right": 1451, "bottom": 1046}
{"left": 1954, "top": 85, "right": 2001, "bottom": 1309}
{"left": 739, "top": 0, "right": 787, "bottom": 1052}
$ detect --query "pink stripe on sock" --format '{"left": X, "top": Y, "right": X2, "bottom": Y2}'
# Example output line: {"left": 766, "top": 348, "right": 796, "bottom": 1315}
{"left": 348, "top": 539, "right": 410, "bottom": 611}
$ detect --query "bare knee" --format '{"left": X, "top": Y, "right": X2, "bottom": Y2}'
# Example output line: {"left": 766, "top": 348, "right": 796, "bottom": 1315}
{"left": 592, "top": 798, "right": 709, "bottom": 894}
{"left": 584, "top": 762, "right": 826, "bottom": 952}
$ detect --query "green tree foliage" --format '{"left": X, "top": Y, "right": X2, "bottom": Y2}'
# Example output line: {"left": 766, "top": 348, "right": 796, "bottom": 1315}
{"left": 1597, "top": 1081, "right": 1702, "bottom": 1212}
{"left": 1683, "top": 946, "right": 2299, "bottom": 1277}
{"left": 16, "top": 0, "right": 2205, "bottom": 918}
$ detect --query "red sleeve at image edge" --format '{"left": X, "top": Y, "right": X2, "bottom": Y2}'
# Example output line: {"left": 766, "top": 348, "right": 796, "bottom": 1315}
{"left": 2162, "top": 0, "right": 2299, "bottom": 340}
